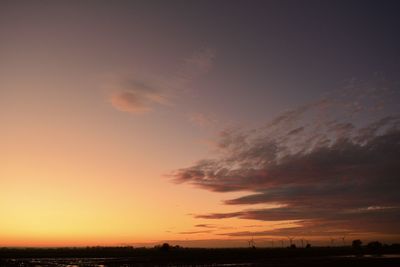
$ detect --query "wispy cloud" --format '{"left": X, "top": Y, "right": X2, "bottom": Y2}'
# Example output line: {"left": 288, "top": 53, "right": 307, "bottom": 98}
{"left": 109, "top": 48, "right": 215, "bottom": 114}
{"left": 194, "top": 224, "right": 217, "bottom": 228}
{"left": 189, "top": 112, "right": 219, "bottom": 128}
{"left": 178, "top": 230, "right": 214, "bottom": 235}
{"left": 110, "top": 81, "right": 169, "bottom": 114}
{"left": 172, "top": 77, "right": 400, "bottom": 237}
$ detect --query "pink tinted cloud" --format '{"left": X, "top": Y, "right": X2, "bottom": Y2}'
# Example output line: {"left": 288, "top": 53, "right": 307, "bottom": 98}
{"left": 109, "top": 48, "right": 215, "bottom": 114}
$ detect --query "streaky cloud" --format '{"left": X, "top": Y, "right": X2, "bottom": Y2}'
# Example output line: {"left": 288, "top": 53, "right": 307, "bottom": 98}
{"left": 178, "top": 230, "right": 214, "bottom": 235}
{"left": 109, "top": 48, "right": 215, "bottom": 114}
{"left": 172, "top": 77, "right": 400, "bottom": 237}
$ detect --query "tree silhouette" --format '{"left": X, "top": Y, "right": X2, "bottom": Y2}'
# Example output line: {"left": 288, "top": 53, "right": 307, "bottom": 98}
{"left": 160, "top": 243, "right": 171, "bottom": 252}
{"left": 352, "top": 239, "right": 362, "bottom": 249}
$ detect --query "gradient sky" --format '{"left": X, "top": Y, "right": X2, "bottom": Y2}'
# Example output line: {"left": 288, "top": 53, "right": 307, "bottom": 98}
{"left": 1, "top": 0, "right": 400, "bottom": 247}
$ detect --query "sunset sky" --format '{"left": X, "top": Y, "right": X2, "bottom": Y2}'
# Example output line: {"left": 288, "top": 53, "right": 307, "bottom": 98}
{"left": 1, "top": 0, "right": 400, "bottom": 247}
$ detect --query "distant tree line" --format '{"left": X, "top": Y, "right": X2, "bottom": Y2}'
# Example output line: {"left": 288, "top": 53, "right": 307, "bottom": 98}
{"left": 1, "top": 241, "right": 399, "bottom": 260}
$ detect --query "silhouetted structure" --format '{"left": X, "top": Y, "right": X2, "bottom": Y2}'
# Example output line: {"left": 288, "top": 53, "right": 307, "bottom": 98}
{"left": 247, "top": 237, "right": 256, "bottom": 249}
{"left": 160, "top": 243, "right": 171, "bottom": 252}
{"left": 287, "top": 236, "right": 294, "bottom": 246}
{"left": 352, "top": 239, "right": 362, "bottom": 249}
{"left": 341, "top": 235, "right": 347, "bottom": 246}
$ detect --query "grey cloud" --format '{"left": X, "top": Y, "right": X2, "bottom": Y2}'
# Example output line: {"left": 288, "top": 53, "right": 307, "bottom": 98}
{"left": 202, "top": 207, "right": 400, "bottom": 236}
{"left": 195, "top": 224, "right": 217, "bottom": 228}
{"left": 218, "top": 227, "right": 352, "bottom": 238}
{"left": 196, "top": 212, "right": 243, "bottom": 219}
{"left": 173, "top": 78, "right": 400, "bottom": 237}
{"left": 178, "top": 230, "right": 214, "bottom": 235}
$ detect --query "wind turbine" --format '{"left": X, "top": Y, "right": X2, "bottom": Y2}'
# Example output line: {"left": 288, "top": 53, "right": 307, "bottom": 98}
{"left": 341, "top": 235, "right": 346, "bottom": 246}
{"left": 287, "top": 236, "right": 295, "bottom": 246}
{"left": 300, "top": 238, "right": 304, "bottom": 248}
{"left": 248, "top": 237, "right": 256, "bottom": 248}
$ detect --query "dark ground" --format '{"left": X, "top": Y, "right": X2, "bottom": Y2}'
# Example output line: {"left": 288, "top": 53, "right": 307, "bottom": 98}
{"left": 1, "top": 246, "right": 400, "bottom": 266}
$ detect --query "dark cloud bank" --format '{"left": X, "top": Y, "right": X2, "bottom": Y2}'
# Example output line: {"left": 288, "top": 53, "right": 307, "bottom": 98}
{"left": 173, "top": 78, "right": 400, "bottom": 238}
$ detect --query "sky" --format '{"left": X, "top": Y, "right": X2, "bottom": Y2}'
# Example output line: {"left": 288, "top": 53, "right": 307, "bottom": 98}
{"left": 1, "top": 0, "right": 400, "bottom": 247}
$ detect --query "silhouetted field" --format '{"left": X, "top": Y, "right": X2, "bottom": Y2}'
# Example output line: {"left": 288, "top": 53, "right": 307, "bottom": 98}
{"left": 1, "top": 245, "right": 400, "bottom": 266}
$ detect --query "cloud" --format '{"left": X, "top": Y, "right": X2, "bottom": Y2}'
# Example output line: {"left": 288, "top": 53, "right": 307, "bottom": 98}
{"left": 195, "top": 224, "right": 217, "bottom": 228}
{"left": 109, "top": 48, "right": 215, "bottom": 114}
{"left": 110, "top": 84, "right": 168, "bottom": 114}
{"left": 172, "top": 78, "right": 400, "bottom": 237}
{"left": 175, "top": 48, "right": 215, "bottom": 88}
{"left": 178, "top": 230, "right": 214, "bottom": 235}
{"left": 189, "top": 112, "right": 219, "bottom": 128}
